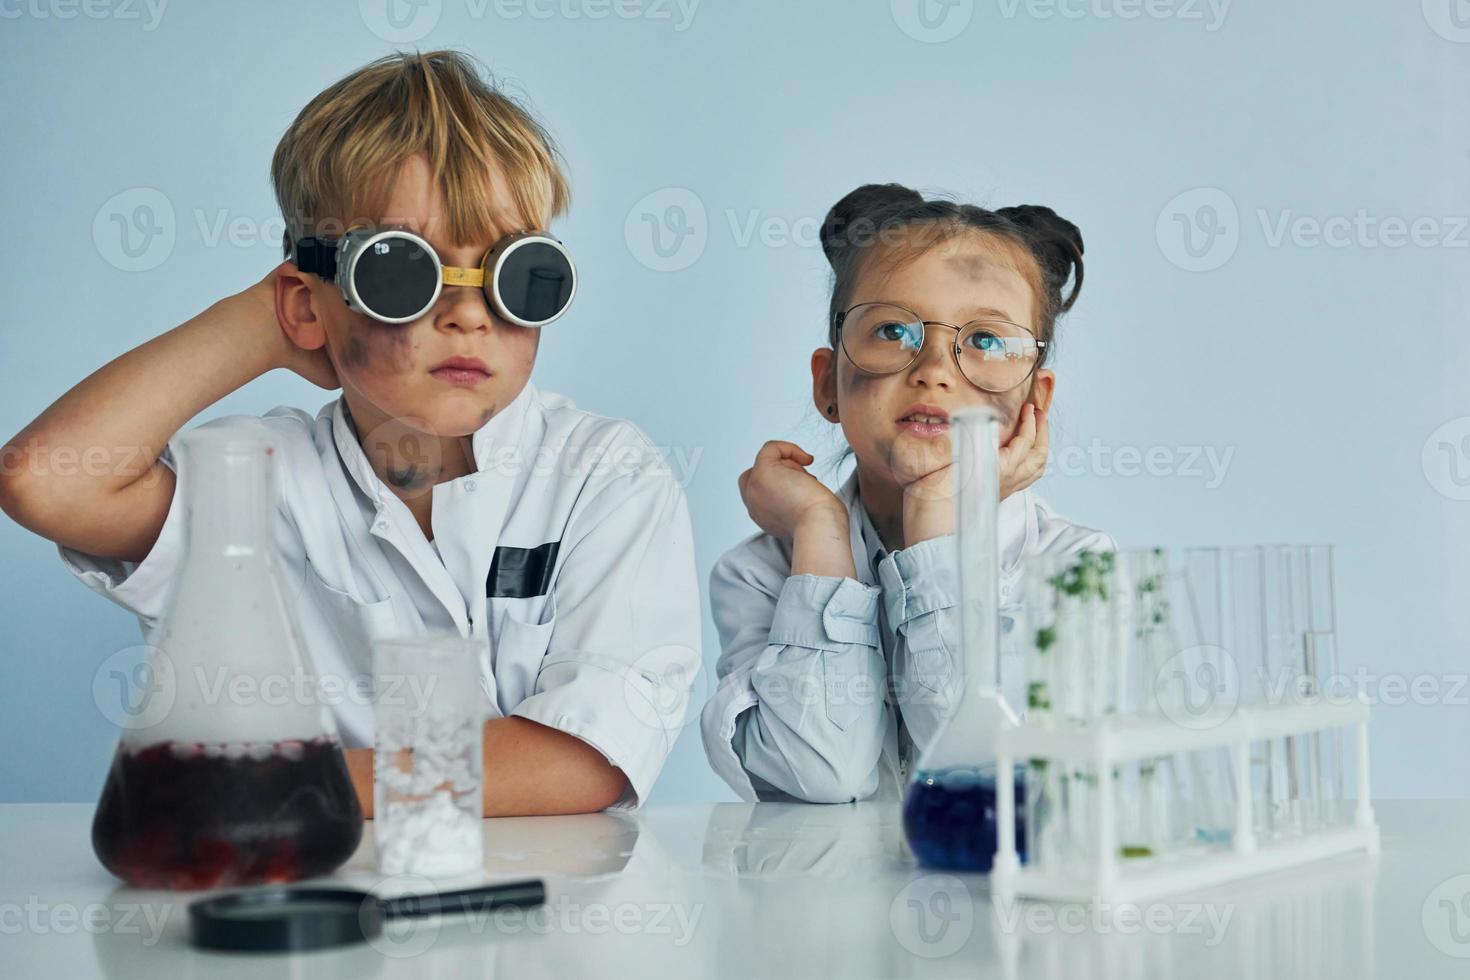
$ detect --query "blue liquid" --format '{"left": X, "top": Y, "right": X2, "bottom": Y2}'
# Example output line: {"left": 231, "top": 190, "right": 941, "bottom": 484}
{"left": 902, "top": 766, "right": 1027, "bottom": 872}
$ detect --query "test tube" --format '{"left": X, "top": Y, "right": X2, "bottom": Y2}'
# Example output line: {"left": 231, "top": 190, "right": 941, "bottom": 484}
{"left": 1223, "top": 545, "right": 1294, "bottom": 842}
{"left": 1020, "top": 551, "right": 1108, "bottom": 872}
{"left": 1181, "top": 547, "right": 1246, "bottom": 846}
{"left": 1278, "top": 544, "right": 1332, "bottom": 832}
{"left": 1261, "top": 545, "right": 1341, "bottom": 835}
{"left": 1303, "top": 545, "right": 1343, "bottom": 828}
{"left": 1117, "top": 548, "right": 1176, "bottom": 859}
{"left": 373, "top": 634, "right": 486, "bottom": 877}
{"left": 1261, "top": 545, "right": 1305, "bottom": 835}
{"left": 1019, "top": 557, "right": 1056, "bottom": 871}
{"left": 1131, "top": 548, "right": 1206, "bottom": 851}
{"left": 1020, "top": 554, "right": 1067, "bottom": 871}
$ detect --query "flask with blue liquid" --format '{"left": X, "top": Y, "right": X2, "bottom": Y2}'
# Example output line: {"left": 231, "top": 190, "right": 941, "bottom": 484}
{"left": 901, "top": 408, "right": 1026, "bottom": 873}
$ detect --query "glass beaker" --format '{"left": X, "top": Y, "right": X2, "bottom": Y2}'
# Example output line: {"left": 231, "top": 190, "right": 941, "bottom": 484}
{"left": 91, "top": 426, "right": 363, "bottom": 890}
{"left": 373, "top": 634, "right": 485, "bottom": 878}
{"left": 901, "top": 408, "right": 1025, "bottom": 872}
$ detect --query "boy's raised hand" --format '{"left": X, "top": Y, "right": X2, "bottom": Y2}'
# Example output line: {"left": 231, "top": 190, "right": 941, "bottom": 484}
{"left": 0, "top": 263, "right": 345, "bottom": 563}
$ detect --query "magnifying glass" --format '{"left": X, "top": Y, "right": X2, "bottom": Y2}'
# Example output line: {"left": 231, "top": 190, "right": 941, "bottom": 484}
{"left": 188, "top": 878, "right": 545, "bottom": 953}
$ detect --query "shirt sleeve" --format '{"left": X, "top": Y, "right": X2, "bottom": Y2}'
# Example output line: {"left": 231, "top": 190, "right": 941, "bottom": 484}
{"left": 877, "top": 535, "right": 966, "bottom": 756}
{"left": 508, "top": 449, "right": 702, "bottom": 811}
{"left": 56, "top": 414, "right": 286, "bottom": 634}
{"left": 878, "top": 532, "right": 1043, "bottom": 751}
{"left": 701, "top": 541, "right": 889, "bottom": 804}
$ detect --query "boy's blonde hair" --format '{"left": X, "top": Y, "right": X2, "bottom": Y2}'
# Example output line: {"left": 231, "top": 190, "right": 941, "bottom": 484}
{"left": 271, "top": 49, "right": 570, "bottom": 256}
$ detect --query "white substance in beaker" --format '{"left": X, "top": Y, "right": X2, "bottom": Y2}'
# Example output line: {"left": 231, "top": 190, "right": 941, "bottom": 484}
{"left": 377, "top": 789, "right": 483, "bottom": 877}
{"left": 372, "top": 636, "right": 485, "bottom": 878}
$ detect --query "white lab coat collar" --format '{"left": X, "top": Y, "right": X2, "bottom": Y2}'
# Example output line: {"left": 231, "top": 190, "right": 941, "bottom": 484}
{"left": 329, "top": 382, "right": 538, "bottom": 509}
{"left": 835, "top": 467, "right": 1036, "bottom": 579}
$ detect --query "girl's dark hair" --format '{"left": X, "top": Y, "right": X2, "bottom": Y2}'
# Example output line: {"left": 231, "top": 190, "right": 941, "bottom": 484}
{"left": 819, "top": 183, "right": 1084, "bottom": 369}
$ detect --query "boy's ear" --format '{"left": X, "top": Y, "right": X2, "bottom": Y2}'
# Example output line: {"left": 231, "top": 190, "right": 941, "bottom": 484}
{"left": 810, "top": 347, "right": 837, "bottom": 420}
{"left": 1029, "top": 368, "right": 1056, "bottom": 414}
{"left": 275, "top": 265, "right": 328, "bottom": 351}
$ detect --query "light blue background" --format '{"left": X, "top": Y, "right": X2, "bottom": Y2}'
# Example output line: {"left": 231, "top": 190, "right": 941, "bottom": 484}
{"left": 2, "top": 0, "right": 1466, "bottom": 804}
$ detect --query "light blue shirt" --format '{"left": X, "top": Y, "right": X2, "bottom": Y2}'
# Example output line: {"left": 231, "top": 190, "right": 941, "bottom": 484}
{"left": 701, "top": 470, "right": 1114, "bottom": 803}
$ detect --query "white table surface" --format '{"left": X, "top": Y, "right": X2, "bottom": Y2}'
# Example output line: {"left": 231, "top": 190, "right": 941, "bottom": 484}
{"left": 2, "top": 800, "right": 1468, "bottom": 978}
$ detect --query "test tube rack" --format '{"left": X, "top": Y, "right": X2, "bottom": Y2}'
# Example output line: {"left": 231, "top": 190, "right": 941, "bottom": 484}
{"left": 989, "top": 696, "right": 1378, "bottom": 904}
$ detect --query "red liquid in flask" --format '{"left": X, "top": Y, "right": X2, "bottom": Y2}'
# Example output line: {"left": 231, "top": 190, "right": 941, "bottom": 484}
{"left": 92, "top": 737, "right": 363, "bottom": 890}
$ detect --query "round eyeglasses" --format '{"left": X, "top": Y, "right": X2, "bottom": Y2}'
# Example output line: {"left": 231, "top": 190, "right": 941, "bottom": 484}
{"left": 834, "top": 302, "right": 1046, "bottom": 393}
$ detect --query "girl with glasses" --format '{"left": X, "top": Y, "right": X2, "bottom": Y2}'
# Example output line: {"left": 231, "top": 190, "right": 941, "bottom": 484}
{"left": 702, "top": 183, "right": 1115, "bottom": 803}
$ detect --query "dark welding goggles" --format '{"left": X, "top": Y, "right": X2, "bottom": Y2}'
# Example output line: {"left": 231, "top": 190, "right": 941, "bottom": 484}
{"left": 291, "top": 227, "right": 576, "bottom": 327}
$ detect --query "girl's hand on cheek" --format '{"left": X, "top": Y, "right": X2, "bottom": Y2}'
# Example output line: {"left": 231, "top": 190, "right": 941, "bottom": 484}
{"left": 998, "top": 403, "right": 1048, "bottom": 500}
{"left": 737, "top": 441, "right": 845, "bottom": 544}
{"left": 900, "top": 404, "right": 1048, "bottom": 546}
{"left": 901, "top": 461, "right": 956, "bottom": 546}
{"left": 895, "top": 431, "right": 961, "bottom": 547}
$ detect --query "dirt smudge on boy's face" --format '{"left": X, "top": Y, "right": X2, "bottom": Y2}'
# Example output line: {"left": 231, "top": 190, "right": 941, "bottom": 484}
{"left": 385, "top": 461, "right": 434, "bottom": 490}
{"left": 342, "top": 334, "right": 370, "bottom": 370}
{"left": 342, "top": 317, "right": 419, "bottom": 375}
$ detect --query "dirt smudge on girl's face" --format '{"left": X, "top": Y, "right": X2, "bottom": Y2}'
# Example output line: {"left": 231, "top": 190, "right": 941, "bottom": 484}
{"left": 945, "top": 251, "right": 996, "bottom": 282}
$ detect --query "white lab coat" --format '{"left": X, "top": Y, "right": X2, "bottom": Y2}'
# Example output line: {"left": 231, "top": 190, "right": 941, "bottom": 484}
{"left": 701, "top": 469, "right": 1114, "bottom": 803}
{"left": 61, "top": 382, "right": 701, "bottom": 809}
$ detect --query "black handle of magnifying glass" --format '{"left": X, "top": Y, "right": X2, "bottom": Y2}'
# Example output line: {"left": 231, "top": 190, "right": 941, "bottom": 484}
{"left": 378, "top": 879, "right": 546, "bottom": 920}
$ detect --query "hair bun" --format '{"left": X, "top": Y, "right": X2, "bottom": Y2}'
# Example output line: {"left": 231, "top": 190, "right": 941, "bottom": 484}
{"left": 820, "top": 183, "right": 925, "bottom": 264}
{"left": 996, "top": 204, "right": 1085, "bottom": 312}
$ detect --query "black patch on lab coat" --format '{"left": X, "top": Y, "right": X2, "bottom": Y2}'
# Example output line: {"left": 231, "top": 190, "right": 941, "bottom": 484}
{"left": 486, "top": 540, "right": 560, "bottom": 598}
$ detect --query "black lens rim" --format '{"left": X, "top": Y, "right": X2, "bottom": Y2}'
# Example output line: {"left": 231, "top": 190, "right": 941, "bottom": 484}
{"left": 340, "top": 229, "right": 575, "bottom": 327}
{"left": 487, "top": 235, "right": 577, "bottom": 328}
{"left": 344, "top": 229, "right": 443, "bottom": 325}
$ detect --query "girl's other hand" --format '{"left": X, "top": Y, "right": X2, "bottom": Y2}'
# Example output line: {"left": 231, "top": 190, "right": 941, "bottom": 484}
{"left": 737, "top": 440, "right": 845, "bottom": 544}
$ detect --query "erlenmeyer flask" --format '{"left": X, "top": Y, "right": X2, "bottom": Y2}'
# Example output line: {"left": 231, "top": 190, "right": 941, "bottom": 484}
{"left": 92, "top": 426, "right": 363, "bottom": 889}
{"left": 901, "top": 408, "right": 1024, "bottom": 872}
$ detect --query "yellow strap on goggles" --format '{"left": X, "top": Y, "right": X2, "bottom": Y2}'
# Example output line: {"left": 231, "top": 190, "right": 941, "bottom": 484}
{"left": 441, "top": 265, "right": 487, "bottom": 288}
